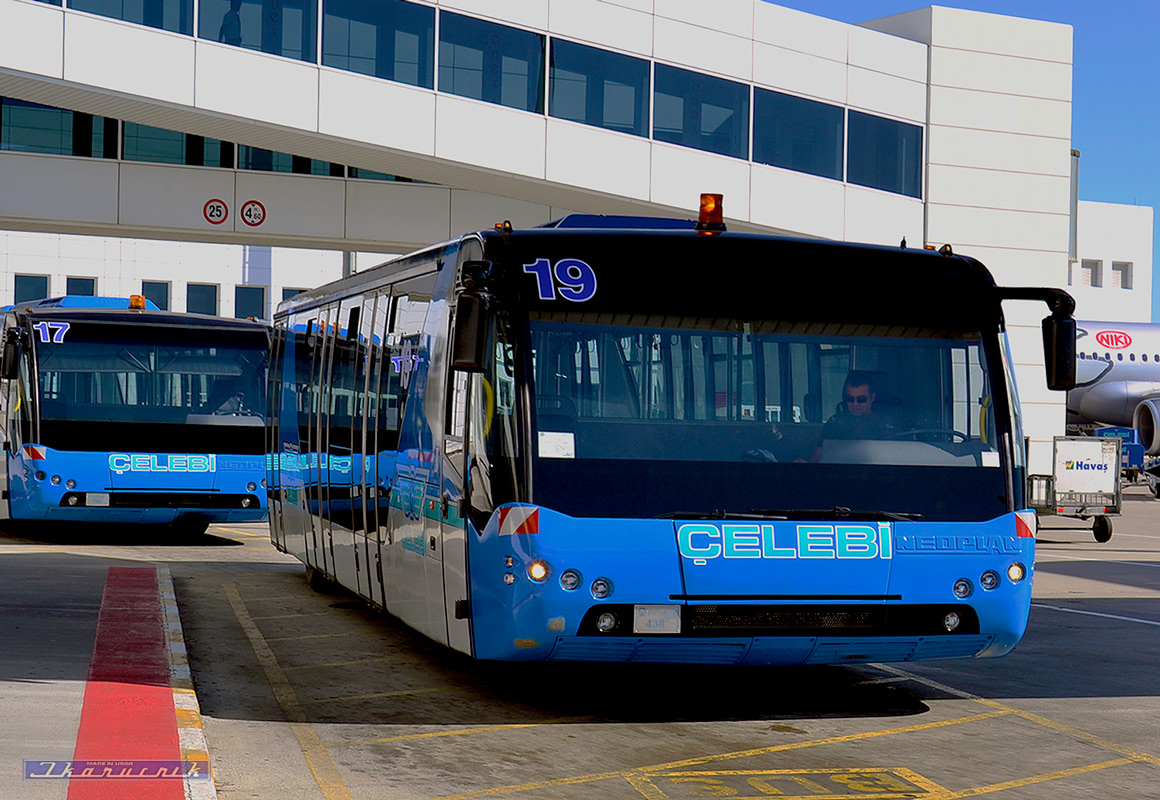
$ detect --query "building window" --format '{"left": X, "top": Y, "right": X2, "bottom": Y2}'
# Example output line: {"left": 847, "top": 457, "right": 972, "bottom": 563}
{"left": 66, "top": 277, "right": 96, "bottom": 296}
{"left": 438, "top": 12, "right": 545, "bottom": 114}
{"left": 847, "top": 111, "right": 922, "bottom": 198}
{"left": 142, "top": 280, "right": 170, "bottom": 310}
{"left": 323, "top": 0, "right": 434, "bottom": 88}
{"left": 753, "top": 88, "right": 843, "bottom": 181}
{"left": 549, "top": 39, "right": 649, "bottom": 138}
{"left": 199, "top": 0, "right": 317, "bottom": 63}
{"left": 236, "top": 146, "right": 339, "bottom": 175}
{"left": 31, "top": 0, "right": 62, "bottom": 5}
{"left": 282, "top": 288, "right": 306, "bottom": 302}
{"left": 653, "top": 64, "right": 749, "bottom": 160}
{"left": 122, "top": 123, "right": 234, "bottom": 168}
{"left": 235, "top": 286, "right": 266, "bottom": 319}
{"left": 1081, "top": 259, "right": 1102, "bottom": 288}
{"left": 69, "top": 0, "right": 193, "bottom": 36}
{"left": 1112, "top": 261, "right": 1134, "bottom": 290}
{"left": 188, "top": 283, "right": 219, "bottom": 316}
{"left": 0, "top": 99, "right": 116, "bottom": 159}
{"left": 14, "top": 275, "right": 49, "bottom": 304}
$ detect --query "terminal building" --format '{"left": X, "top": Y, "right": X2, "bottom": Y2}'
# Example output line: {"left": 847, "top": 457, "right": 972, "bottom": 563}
{"left": 0, "top": 0, "right": 1154, "bottom": 472}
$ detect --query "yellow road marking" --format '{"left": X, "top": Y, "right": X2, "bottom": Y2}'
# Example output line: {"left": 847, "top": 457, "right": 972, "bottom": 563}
{"left": 224, "top": 583, "right": 354, "bottom": 800}
{"left": 300, "top": 685, "right": 460, "bottom": 706}
{"left": 333, "top": 718, "right": 590, "bottom": 749}
{"left": 875, "top": 663, "right": 1160, "bottom": 767}
{"left": 250, "top": 610, "right": 342, "bottom": 621}
{"left": 263, "top": 630, "right": 377, "bottom": 642}
{"left": 211, "top": 525, "right": 267, "bottom": 538}
{"left": 420, "top": 712, "right": 1009, "bottom": 800}
{"left": 925, "top": 758, "right": 1133, "bottom": 798}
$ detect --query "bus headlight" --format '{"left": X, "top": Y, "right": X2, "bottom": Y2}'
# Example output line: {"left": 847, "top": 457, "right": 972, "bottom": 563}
{"left": 596, "top": 612, "right": 618, "bottom": 633}
{"left": 953, "top": 578, "right": 973, "bottom": 598}
{"left": 50, "top": 475, "right": 61, "bottom": 485}
{"left": 66, "top": 479, "right": 76, "bottom": 489}
{"left": 1007, "top": 562, "right": 1027, "bottom": 583}
{"left": 247, "top": 482, "right": 257, "bottom": 492}
{"left": 944, "top": 612, "right": 961, "bottom": 632}
{"left": 527, "top": 560, "right": 550, "bottom": 582}
{"left": 35, "top": 471, "right": 46, "bottom": 481}
{"left": 591, "top": 578, "right": 613, "bottom": 599}
{"left": 560, "top": 569, "right": 582, "bottom": 591}
{"left": 980, "top": 570, "right": 1000, "bottom": 590}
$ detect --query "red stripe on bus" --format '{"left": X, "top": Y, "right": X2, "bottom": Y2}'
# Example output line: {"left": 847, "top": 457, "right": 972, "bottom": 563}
{"left": 68, "top": 567, "right": 183, "bottom": 800}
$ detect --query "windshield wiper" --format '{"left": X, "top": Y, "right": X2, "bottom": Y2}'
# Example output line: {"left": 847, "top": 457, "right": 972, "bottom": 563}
{"left": 748, "top": 507, "right": 922, "bottom": 522}
{"left": 655, "top": 509, "right": 788, "bottom": 521}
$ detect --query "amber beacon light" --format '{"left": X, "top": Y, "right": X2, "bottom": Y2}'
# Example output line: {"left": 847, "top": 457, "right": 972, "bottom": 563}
{"left": 696, "top": 193, "right": 726, "bottom": 233}
{"left": 129, "top": 294, "right": 147, "bottom": 310}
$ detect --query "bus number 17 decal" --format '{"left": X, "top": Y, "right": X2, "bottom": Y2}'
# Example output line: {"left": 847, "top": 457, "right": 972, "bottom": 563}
{"left": 32, "top": 322, "right": 70, "bottom": 343}
{"left": 523, "top": 258, "right": 597, "bottom": 302}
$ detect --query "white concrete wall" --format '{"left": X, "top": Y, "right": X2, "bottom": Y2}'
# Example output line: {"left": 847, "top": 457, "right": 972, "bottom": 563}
{"left": 0, "top": 0, "right": 931, "bottom": 240}
{"left": 1070, "top": 200, "right": 1154, "bottom": 323}
{"left": 0, "top": 229, "right": 356, "bottom": 318}
{"left": 865, "top": 6, "right": 1074, "bottom": 476}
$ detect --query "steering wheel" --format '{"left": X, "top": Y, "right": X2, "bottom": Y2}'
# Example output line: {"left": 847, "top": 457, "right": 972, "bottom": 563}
{"left": 890, "top": 428, "right": 969, "bottom": 443}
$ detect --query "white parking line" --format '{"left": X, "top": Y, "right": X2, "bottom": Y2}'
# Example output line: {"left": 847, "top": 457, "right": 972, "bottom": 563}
{"left": 1033, "top": 603, "right": 1160, "bottom": 627}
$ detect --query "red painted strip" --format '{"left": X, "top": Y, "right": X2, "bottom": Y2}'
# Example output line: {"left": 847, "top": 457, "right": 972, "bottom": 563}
{"left": 68, "top": 567, "right": 183, "bottom": 800}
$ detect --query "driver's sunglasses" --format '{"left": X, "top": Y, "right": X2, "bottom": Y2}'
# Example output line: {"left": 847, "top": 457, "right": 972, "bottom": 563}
{"left": 844, "top": 394, "right": 870, "bottom": 405}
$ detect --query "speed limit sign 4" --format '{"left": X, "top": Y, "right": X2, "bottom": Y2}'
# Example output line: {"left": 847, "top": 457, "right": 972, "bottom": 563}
{"left": 203, "top": 199, "right": 228, "bottom": 225}
{"left": 240, "top": 200, "right": 267, "bottom": 227}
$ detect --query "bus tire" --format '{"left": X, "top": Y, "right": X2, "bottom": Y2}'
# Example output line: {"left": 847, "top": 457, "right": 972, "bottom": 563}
{"left": 1093, "top": 516, "right": 1113, "bottom": 543}
{"left": 305, "top": 564, "right": 332, "bottom": 591}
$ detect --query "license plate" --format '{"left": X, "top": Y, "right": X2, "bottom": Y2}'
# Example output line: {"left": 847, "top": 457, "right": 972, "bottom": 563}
{"left": 633, "top": 605, "right": 681, "bottom": 634}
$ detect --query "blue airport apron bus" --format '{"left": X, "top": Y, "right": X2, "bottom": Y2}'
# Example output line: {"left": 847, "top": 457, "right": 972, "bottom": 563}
{"left": 0, "top": 296, "right": 269, "bottom": 532}
{"left": 267, "top": 198, "right": 1076, "bottom": 665}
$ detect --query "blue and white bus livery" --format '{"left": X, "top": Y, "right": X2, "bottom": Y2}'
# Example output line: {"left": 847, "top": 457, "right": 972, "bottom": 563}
{"left": 0, "top": 295, "right": 270, "bottom": 531}
{"left": 267, "top": 197, "right": 1075, "bottom": 665}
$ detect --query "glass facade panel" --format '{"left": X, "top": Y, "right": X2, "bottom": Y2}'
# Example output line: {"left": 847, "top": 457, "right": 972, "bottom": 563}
{"left": 15, "top": 275, "right": 50, "bottom": 304}
{"left": 0, "top": 99, "right": 114, "bottom": 158}
{"left": 68, "top": 0, "right": 192, "bottom": 35}
{"left": 847, "top": 111, "right": 922, "bottom": 198}
{"left": 653, "top": 64, "right": 748, "bottom": 159}
{"left": 123, "top": 123, "right": 235, "bottom": 168}
{"left": 549, "top": 39, "right": 648, "bottom": 137}
{"left": 237, "top": 146, "right": 336, "bottom": 175}
{"left": 323, "top": 0, "right": 434, "bottom": 88}
{"left": 753, "top": 88, "right": 843, "bottom": 181}
{"left": 282, "top": 287, "right": 305, "bottom": 301}
{"left": 142, "top": 280, "right": 170, "bottom": 310}
{"left": 438, "top": 12, "right": 544, "bottom": 113}
{"left": 236, "top": 286, "right": 266, "bottom": 319}
{"left": 199, "top": 0, "right": 317, "bottom": 63}
{"left": 187, "top": 283, "right": 219, "bottom": 315}
{"left": 33, "top": 0, "right": 63, "bottom": 5}
{"left": 66, "top": 277, "right": 96, "bottom": 296}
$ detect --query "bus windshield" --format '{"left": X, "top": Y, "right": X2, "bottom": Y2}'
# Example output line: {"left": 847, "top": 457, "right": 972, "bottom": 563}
{"left": 521, "top": 315, "right": 1012, "bottom": 522}
{"left": 33, "top": 322, "right": 268, "bottom": 452}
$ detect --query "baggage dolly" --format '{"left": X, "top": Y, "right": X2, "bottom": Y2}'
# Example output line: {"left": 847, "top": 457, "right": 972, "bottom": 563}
{"left": 1029, "top": 436, "right": 1122, "bottom": 543}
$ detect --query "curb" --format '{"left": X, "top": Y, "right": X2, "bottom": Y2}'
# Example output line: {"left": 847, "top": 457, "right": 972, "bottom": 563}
{"left": 158, "top": 566, "right": 219, "bottom": 800}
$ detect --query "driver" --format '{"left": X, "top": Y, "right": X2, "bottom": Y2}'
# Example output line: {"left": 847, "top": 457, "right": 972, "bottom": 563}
{"left": 812, "top": 371, "right": 890, "bottom": 459}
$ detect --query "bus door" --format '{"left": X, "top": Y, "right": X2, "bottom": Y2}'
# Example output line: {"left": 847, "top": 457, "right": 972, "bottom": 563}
{"left": 266, "top": 326, "right": 285, "bottom": 551}
{"left": 324, "top": 299, "right": 361, "bottom": 593}
{"left": 350, "top": 293, "right": 379, "bottom": 602}
{"left": 304, "top": 305, "right": 332, "bottom": 579}
{"left": 442, "top": 365, "right": 470, "bottom": 653}
{"left": 369, "top": 289, "right": 395, "bottom": 610}
{"left": 384, "top": 277, "right": 442, "bottom": 640}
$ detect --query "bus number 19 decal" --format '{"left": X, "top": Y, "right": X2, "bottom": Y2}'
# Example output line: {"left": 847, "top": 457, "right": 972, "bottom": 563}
{"left": 523, "top": 258, "right": 597, "bottom": 302}
{"left": 32, "top": 321, "right": 70, "bottom": 343}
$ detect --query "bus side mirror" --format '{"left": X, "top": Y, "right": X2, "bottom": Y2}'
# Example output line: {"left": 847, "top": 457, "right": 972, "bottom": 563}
{"left": 1042, "top": 314, "right": 1076, "bottom": 391}
{"left": 451, "top": 292, "right": 491, "bottom": 372}
{"left": 0, "top": 329, "right": 22, "bottom": 380}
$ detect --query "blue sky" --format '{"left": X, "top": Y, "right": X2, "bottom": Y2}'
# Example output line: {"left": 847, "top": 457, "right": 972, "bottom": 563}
{"left": 772, "top": 2, "right": 1160, "bottom": 321}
